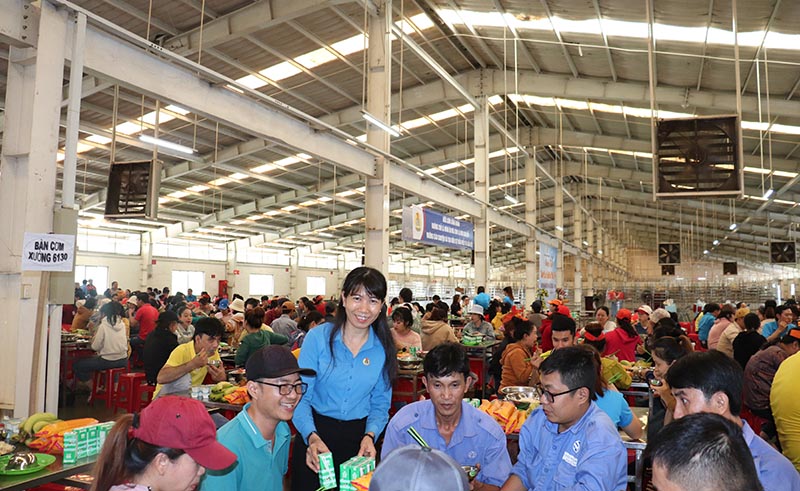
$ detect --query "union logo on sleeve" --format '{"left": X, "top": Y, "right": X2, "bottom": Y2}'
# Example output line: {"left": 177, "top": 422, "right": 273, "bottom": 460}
{"left": 572, "top": 440, "right": 581, "bottom": 454}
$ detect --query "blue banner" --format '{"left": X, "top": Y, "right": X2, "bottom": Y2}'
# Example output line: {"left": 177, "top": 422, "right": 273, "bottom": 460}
{"left": 402, "top": 205, "right": 474, "bottom": 250}
{"left": 539, "top": 243, "right": 558, "bottom": 301}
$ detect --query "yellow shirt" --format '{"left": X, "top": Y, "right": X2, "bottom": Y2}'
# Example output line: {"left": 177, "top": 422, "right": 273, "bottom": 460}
{"left": 153, "top": 341, "right": 221, "bottom": 398}
{"left": 770, "top": 351, "right": 800, "bottom": 471}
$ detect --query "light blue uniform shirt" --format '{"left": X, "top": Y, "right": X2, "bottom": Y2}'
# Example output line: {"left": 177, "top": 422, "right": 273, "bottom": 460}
{"left": 594, "top": 390, "right": 634, "bottom": 429}
{"left": 381, "top": 400, "right": 512, "bottom": 487}
{"left": 511, "top": 402, "right": 628, "bottom": 491}
{"left": 201, "top": 403, "right": 290, "bottom": 491}
{"left": 293, "top": 322, "right": 391, "bottom": 442}
{"left": 474, "top": 292, "right": 490, "bottom": 310}
{"left": 761, "top": 321, "right": 795, "bottom": 339}
{"left": 743, "top": 420, "right": 800, "bottom": 491}
{"left": 698, "top": 313, "right": 716, "bottom": 342}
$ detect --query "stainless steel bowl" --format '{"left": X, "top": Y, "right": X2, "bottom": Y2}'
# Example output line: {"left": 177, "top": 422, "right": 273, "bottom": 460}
{"left": 397, "top": 357, "right": 422, "bottom": 370}
{"left": 499, "top": 386, "right": 541, "bottom": 405}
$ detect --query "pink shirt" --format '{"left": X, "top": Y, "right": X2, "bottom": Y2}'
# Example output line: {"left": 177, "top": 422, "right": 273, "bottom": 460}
{"left": 707, "top": 317, "right": 732, "bottom": 350}
{"left": 391, "top": 328, "right": 422, "bottom": 351}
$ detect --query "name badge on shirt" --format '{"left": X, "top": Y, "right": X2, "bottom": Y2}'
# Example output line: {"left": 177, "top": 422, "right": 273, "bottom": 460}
{"left": 562, "top": 451, "right": 578, "bottom": 467}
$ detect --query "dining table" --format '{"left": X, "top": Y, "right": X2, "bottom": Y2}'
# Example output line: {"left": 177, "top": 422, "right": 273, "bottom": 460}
{"left": 0, "top": 453, "right": 96, "bottom": 491}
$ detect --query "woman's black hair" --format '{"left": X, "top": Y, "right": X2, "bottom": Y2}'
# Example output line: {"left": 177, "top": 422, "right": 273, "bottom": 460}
{"left": 510, "top": 316, "right": 534, "bottom": 342}
{"left": 156, "top": 310, "right": 179, "bottom": 331}
{"left": 617, "top": 316, "right": 637, "bottom": 338}
{"left": 652, "top": 337, "right": 691, "bottom": 365}
{"left": 330, "top": 267, "right": 397, "bottom": 382}
{"left": 297, "top": 311, "right": 324, "bottom": 332}
{"left": 596, "top": 306, "right": 610, "bottom": 316}
{"left": 391, "top": 306, "right": 413, "bottom": 327}
{"left": 100, "top": 301, "right": 125, "bottom": 326}
{"left": 84, "top": 296, "right": 98, "bottom": 310}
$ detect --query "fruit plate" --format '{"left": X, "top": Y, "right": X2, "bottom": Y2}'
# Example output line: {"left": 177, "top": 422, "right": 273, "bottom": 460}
{"left": 0, "top": 453, "right": 56, "bottom": 475}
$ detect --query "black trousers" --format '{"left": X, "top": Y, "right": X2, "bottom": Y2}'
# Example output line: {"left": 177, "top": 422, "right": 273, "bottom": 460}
{"left": 291, "top": 410, "right": 366, "bottom": 491}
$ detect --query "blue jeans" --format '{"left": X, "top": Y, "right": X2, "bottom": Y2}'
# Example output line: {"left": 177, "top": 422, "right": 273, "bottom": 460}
{"left": 74, "top": 356, "right": 128, "bottom": 382}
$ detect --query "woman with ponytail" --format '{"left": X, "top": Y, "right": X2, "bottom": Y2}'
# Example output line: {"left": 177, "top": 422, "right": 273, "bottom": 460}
{"left": 603, "top": 309, "right": 643, "bottom": 362}
{"left": 91, "top": 396, "right": 235, "bottom": 491}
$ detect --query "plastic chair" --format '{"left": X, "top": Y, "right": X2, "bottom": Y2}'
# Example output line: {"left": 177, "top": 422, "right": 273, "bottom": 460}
{"left": 113, "top": 372, "right": 146, "bottom": 413}
{"left": 89, "top": 366, "right": 126, "bottom": 408}
{"left": 134, "top": 382, "right": 156, "bottom": 410}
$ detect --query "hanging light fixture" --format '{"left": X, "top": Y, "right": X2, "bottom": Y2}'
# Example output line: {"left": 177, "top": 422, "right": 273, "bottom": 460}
{"left": 361, "top": 111, "right": 401, "bottom": 137}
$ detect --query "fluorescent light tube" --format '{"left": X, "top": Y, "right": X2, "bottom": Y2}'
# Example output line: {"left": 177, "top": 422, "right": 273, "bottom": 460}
{"left": 139, "top": 135, "right": 195, "bottom": 154}
{"left": 361, "top": 111, "right": 401, "bottom": 137}
{"left": 763, "top": 188, "right": 775, "bottom": 199}
{"left": 729, "top": 223, "right": 737, "bottom": 230}
{"left": 504, "top": 194, "right": 518, "bottom": 204}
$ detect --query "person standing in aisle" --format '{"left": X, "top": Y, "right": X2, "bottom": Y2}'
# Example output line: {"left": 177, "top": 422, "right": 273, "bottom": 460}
{"left": 473, "top": 286, "right": 490, "bottom": 311}
{"left": 291, "top": 267, "right": 397, "bottom": 491}
{"left": 502, "top": 286, "right": 515, "bottom": 308}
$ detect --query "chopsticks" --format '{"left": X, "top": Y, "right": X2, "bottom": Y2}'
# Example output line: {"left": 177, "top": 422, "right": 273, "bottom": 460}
{"left": 407, "top": 426, "right": 430, "bottom": 448}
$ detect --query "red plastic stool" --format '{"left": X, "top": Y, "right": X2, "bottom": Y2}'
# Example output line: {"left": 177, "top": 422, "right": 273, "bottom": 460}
{"left": 113, "top": 372, "right": 146, "bottom": 413}
{"left": 134, "top": 383, "right": 157, "bottom": 410}
{"left": 89, "top": 367, "right": 126, "bottom": 408}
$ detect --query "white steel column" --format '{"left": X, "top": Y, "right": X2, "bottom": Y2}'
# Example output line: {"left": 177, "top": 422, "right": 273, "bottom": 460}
{"left": 226, "top": 242, "right": 237, "bottom": 292}
{"left": 473, "top": 96, "right": 490, "bottom": 287}
{"left": 141, "top": 233, "right": 153, "bottom": 289}
{"left": 573, "top": 205, "right": 583, "bottom": 308}
{"left": 554, "top": 165, "right": 564, "bottom": 289}
{"left": 363, "top": 0, "right": 392, "bottom": 273}
{"left": 0, "top": 1, "right": 69, "bottom": 415}
{"left": 524, "top": 153, "right": 538, "bottom": 304}
{"left": 62, "top": 11, "right": 86, "bottom": 209}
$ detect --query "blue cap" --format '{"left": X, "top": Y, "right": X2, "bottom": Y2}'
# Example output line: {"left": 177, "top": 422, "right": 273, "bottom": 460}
{"left": 218, "top": 298, "right": 229, "bottom": 310}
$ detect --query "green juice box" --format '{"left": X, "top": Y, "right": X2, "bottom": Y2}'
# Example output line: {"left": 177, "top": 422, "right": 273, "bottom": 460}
{"left": 75, "top": 427, "right": 89, "bottom": 459}
{"left": 87, "top": 425, "right": 100, "bottom": 455}
{"left": 318, "top": 452, "right": 337, "bottom": 490}
{"left": 63, "top": 431, "right": 77, "bottom": 464}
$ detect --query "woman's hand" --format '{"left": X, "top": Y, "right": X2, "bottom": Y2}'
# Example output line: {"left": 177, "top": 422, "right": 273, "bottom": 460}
{"left": 357, "top": 434, "right": 376, "bottom": 458}
{"left": 529, "top": 349, "right": 543, "bottom": 370}
{"left": 305, "top": 433, "right": 330, "bottom": 473}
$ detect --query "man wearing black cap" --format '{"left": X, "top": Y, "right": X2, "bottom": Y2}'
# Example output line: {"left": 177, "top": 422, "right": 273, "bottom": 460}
{"left": 201, "top": 346, "right": 316, "bottom": 491}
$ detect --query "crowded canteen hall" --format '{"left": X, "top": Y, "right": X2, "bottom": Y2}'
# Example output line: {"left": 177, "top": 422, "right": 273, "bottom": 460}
{"left": 2, "top": 0, "right": 800, "bottom": 490}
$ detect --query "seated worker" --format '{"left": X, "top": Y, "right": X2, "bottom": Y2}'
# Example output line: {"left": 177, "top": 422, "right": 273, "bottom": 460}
{"left": 499, "top": 316, "right": 542, "bottom": 390}
{"left": 463, "top": 305, "right": 495, "bottom": 339}
{"left": 142, "top": 310, "right": 180, "bottom": 385}
{"left": 666, "top": 350, "right": 800, "bottom": 490}
{"left": 549, "top": 311, "right": 576, "bottom": 351}
{"left": 154, "top": 316, "right": 227, "bottom": 398}
{"left": 390, "top": 306, "right": 422, "bottom": 352}
{"left": 646, "top": 412, "right": 764, "bottom": 491}
{"left": 501, "top": 346, "right": 628, "bottom": 491}
{"left": 420, "top": 307, "right": 458, "bottom": 351}
{"left": 202, "top": 346, "right": 316, "bottom": 490}
{"left": 235, "top": 308, "right": 289, "bottom": 366}
{"left": 382, "top": 342, "right": 512, "bottom": 490}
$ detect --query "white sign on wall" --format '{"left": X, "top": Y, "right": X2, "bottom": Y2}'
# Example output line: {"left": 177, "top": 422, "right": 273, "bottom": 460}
{"left": 21, "top": 233, "right": 76, "bottom": 272}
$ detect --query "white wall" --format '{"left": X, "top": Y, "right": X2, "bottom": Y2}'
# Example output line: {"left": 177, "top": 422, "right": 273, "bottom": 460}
{"left": 76, "top": 252, "right": 345, "bottom": 299}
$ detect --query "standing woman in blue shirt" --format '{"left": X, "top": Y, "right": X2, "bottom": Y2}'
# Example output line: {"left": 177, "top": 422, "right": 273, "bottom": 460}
{"left": 291, "top": 267, "right": 397, "bottom": 491}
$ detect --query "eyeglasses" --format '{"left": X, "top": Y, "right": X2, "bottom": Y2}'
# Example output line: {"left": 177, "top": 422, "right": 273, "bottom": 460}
{"left": 539, "top": 386, "right": 583, "bottom": 404}
{"left": 253, "top": 380, "right": 308, "bottom": 395}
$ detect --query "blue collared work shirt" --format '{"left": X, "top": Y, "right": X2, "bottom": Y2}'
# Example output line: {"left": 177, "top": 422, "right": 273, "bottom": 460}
{"left": 743, "top": 420, "right": 800, "bottom": 491}
{"left": 293, "top": 322, "right": 391, "bottom": 442}
{"left": 511, "top": 402, "right": 628, "bottom": 491}
{"left": 381, "top": 400, "right": 512, "bottom": 487}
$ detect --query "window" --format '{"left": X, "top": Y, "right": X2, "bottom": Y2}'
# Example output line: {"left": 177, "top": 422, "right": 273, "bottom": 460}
{"left": 172, "top": 271, "right": 205, "bottom": 295}
{"left": 153, "top": 238, "right": 226, "bottom": 261}
{"left": 75, "top": 265, "right": 109, "bottom": 294}
{"left": 77, "top": 228, "right": 140, "bottom": 255}
{"left": 307, "top": 276, "right": 326, "bottom": 296}
{"left": 249, "top": 274, "right": 275, "bottom": 296}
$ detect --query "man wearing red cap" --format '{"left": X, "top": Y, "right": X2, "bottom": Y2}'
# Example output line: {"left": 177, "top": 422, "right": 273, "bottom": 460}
{"left": 202, "top": 346, "right": 316, "bottom": 490}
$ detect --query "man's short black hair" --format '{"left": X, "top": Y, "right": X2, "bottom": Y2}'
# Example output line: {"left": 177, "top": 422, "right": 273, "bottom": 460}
{"left": 645, "top": 413, "right": 763, "bottom": 491}
{"left": 193, "top": 316, "right": 225, "bottom": 340}
{"left": 477, "top": 286, "right": 485, "bottom": 294}
{"left": 261, "top": 295, "right": 270, "bottom": 302}
{"left": 136, "top": 292, "right": 149, "bottom": 303}
{"left": 665, "top": 351, "right": 743, "bottom": 416}
{"left": 244, "top": 298, "right": 259, "bottom": 309}
{"left": 539, "top": 346, "right": 597, "bottom": 401}
{"left": 743, "top": 313, "right": 760, "bottom": 331}
{"left": 432, "top": 295, "right": 441, "bottom": 302}
{"left": 423, "top": 342, "right": 470, "bottom": 380}
{"left": 704, "top": 302, "right": 721, "bottom": 314}
{"left": 776, "top": 305, "right": 792, "bottom": 317}
{"left": 780, "top": 329, "right": 800, "bottom": 346}
{"left": 550, "top": 313, "right": 576, "bottom": 334}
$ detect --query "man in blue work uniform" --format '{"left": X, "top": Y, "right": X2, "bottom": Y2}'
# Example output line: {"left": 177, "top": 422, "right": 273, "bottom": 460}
{"left": 383, "top": 342, "right": 512, "bottom": 490}
{"left": 501, "top": 347, "right": 627, "bottom": 491}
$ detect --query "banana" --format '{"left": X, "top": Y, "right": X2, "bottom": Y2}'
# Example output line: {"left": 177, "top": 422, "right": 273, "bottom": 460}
{"left": 32, "top": 420, "right": 53, "bottom": 433}
{"left": 22, "top": 412, "right": 58, "bottom": 434}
